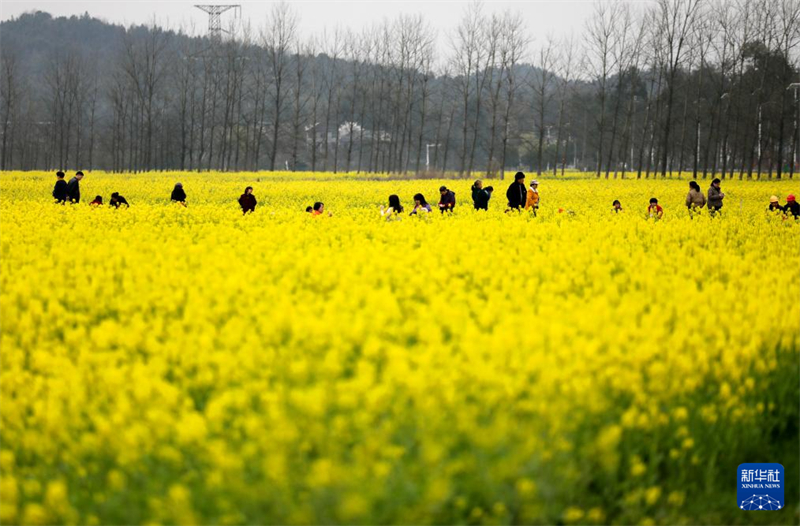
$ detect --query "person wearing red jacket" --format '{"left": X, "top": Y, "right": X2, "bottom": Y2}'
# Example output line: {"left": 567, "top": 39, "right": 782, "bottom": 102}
{"left": 647, "top": 198, "right": 663, "bottom": 219}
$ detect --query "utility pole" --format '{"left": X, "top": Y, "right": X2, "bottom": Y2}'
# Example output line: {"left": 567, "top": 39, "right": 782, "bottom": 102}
{"left": 788, "top": 83, "right": 800, "bottom": 179}
{"left": 195, "top": 5, "right": 241, "bottom": 40}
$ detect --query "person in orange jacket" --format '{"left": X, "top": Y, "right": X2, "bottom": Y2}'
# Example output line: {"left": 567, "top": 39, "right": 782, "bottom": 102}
{"left": 525, "top": 179, "right": 540, "bottom": 212}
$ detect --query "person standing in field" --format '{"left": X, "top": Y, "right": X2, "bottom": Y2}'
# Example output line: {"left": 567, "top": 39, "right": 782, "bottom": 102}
{"left": 707, "top": 178, "right": 724, "bottom": 213}
{"left": 471, "top": 180, "right": 493, "bottom": 211}
{"left": 785, "top": 195, "right": 800, "bottom": 218}
{"left": 410, "top": 193, "right": 432, "bottom": 215}
{"left": 171, "top": 183, "right": 187, "bottom": 206}
{"left": 438, "top": 186, "right": 456, "bottom": 213}
{"left": 686, "top": 181, "right": 706, "bottom": 211}
{"left": 648, "top": 198, "right": 663, "bottom": 219}
{"left": 53, "top": 171, "right": 68, "bottom": 203}
{"left": 109, "top": 192, "right": 130, "bottom": 208}
{"left": 238, "top": 186, "right": 257, "bottom": 214}
{"left": 380, "top": 194, "right": 404, "bottom": 220}
{"left": 525, "top": 179, "right": 540, "bottom": 212}
{"left": 506, "top": 171, "right": 527, "bottom": 211}
{"left": 66, "top": 171, "right": 84, "bottom": 203}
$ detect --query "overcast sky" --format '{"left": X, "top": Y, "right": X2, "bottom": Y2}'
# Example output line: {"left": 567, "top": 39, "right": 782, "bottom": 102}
{"left": 1, "top": 0, "right": 614, "bottom": 48}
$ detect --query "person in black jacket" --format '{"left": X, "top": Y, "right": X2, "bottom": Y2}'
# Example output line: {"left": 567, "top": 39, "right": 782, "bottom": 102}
{"left": 52, "top": 171, "right": 68, "bottom": 203}
{"left": 66, "top": 171, "right": 84, "bottom": 203}
{"left": 471, "top": 180, "right": 493, "bottom": 211}
{"left": 109, "top": 192, "right": 130, "bottom": 208}
{"left": 506, "top": 171, "right": 526, "bottom": 210}
{"left": 171, "top": 183, "right": 187, "bottom": 206}
{"left": 238, "top": 186, "right": 257, "bottom": 214}
{"left": 438, "top": 186, "right": 456, "bottom": 213}
{"left": 785, "top": 195, "right": 800, "bottom": 218}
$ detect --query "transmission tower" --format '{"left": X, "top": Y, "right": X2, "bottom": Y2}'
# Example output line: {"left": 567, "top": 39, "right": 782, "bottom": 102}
{"left": 195, "top": 5, "right": 241, "bottom": 40}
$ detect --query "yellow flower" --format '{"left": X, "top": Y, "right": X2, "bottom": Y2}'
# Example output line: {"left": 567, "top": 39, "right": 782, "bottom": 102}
{"left": 1, "top": 171, "right": 797, "bottom": 525}
{"left": 644, "top": 486, "right": 662, "bottom": 506}
{"left": 564, "top": 507, "right": 584, "bottom": 523}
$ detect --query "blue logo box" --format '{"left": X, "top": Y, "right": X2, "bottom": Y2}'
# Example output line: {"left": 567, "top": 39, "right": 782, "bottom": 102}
{"left": 738, "top": 463, "right": 784, "bottom": 511}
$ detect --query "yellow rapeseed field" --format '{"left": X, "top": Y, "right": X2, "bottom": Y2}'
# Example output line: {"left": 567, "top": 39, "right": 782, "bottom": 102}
{"left": 1, "top": 171, "right": 798, "bottom": 525}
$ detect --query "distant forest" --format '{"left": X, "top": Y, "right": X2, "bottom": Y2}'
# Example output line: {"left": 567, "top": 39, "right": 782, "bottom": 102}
{"left": 1, "top": 0, "right": 799, "bottom": 178}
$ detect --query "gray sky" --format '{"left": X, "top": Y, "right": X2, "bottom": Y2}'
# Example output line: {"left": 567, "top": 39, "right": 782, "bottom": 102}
{"left": 0, "top": 0, "right": 654, "bottom": 65}
{"left": 1, "top": 0, "right": 601, "bottom": 43}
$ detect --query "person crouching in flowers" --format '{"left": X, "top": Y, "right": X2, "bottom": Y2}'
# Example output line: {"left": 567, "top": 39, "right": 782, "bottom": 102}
{"left": 238, "top": 186, "right": 257, "bottom": 214}
{"left": 89, "top": 195, "right": 103, "bottom": 207}
{"left": 438, "top": 186, "right": 456, "bottom": 213}
{"left": 110, "top": 192, "right": 129, "bottom": 208}
{"left": 767, "top": 196, "right": 783, "bottom": 212}
{"left": 171, "top": 183, "right": 187, "bottom": 206}
{"left": 785, "top": 194, "right": 800, "bottom": 218}
{"left": 380, "top": 194, "right": 403, "bottom": 220}
{"left": 612, "top": 199, "right": 623, "bottom": 213}
{"left": 312, "top": 202, "right": 331, "bottom": 217}
{"left": 647, "top": 198, "right": 663, "bottom": 219}
{"left": 410, "top": 193, "right": 432, "bottom": 215}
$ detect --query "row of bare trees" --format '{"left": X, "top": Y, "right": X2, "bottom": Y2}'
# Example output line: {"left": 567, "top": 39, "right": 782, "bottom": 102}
{"left": 1, "top": 0, "right": 799, "bottom": 178}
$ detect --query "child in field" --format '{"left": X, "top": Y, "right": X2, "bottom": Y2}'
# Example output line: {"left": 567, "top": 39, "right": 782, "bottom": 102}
{"left": 380, "top": 195, "right": 404, "bottom": 220}
{"left": 238, "top": 186, "right": 257, "bottom": 214}
{"left": 306, "top": 206, "right": 313, "bottom": 213}
{"left": 767, "top": 196, "right": 783, "bottom": 212}
{"left": 89, "top": 195, "right": 103, "bottom": 206}
{"left": 525, "top": 180, "right": 540, "bottom": 212}
{"left": 647, "top": 198, "right": 663, "bottom": 219}
{"left": 410, "top": 193, "right": 432, "bottom": 215}
{"left": 109, "top": 192, "right": 129, "bottom": 208}
{"left": 612, "top": 200, "right": 622, "bottom": 213}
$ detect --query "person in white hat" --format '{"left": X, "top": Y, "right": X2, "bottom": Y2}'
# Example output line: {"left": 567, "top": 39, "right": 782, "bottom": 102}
{"left": 525, "top": 179, "right": 540, "bottom": 213}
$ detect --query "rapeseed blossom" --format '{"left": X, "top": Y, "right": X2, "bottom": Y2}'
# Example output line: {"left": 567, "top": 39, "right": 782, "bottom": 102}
{"left": 0, "top": 171, "right": 798, "bottom": 525}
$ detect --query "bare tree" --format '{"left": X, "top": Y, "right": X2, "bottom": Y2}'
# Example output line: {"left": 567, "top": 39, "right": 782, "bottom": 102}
{"left": 499, "top": 10, "right": 529, "bottom": 179}
{"left": 530, "top": 35, "right": 557, "bottom": 175}
{"left": 553, "top": 35, "right": 577, "bottom": 177}
{"left": 0, "top": 46, "right": 20, "bottom": 170}
{"left": 263, "top": 2, "right": 298, "bottom": 171}
{"left": 653, "top": 0, "right": 703, "bottom": 177}
{"left": 586, "top": 0, "right": 623, "bottom": 177}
